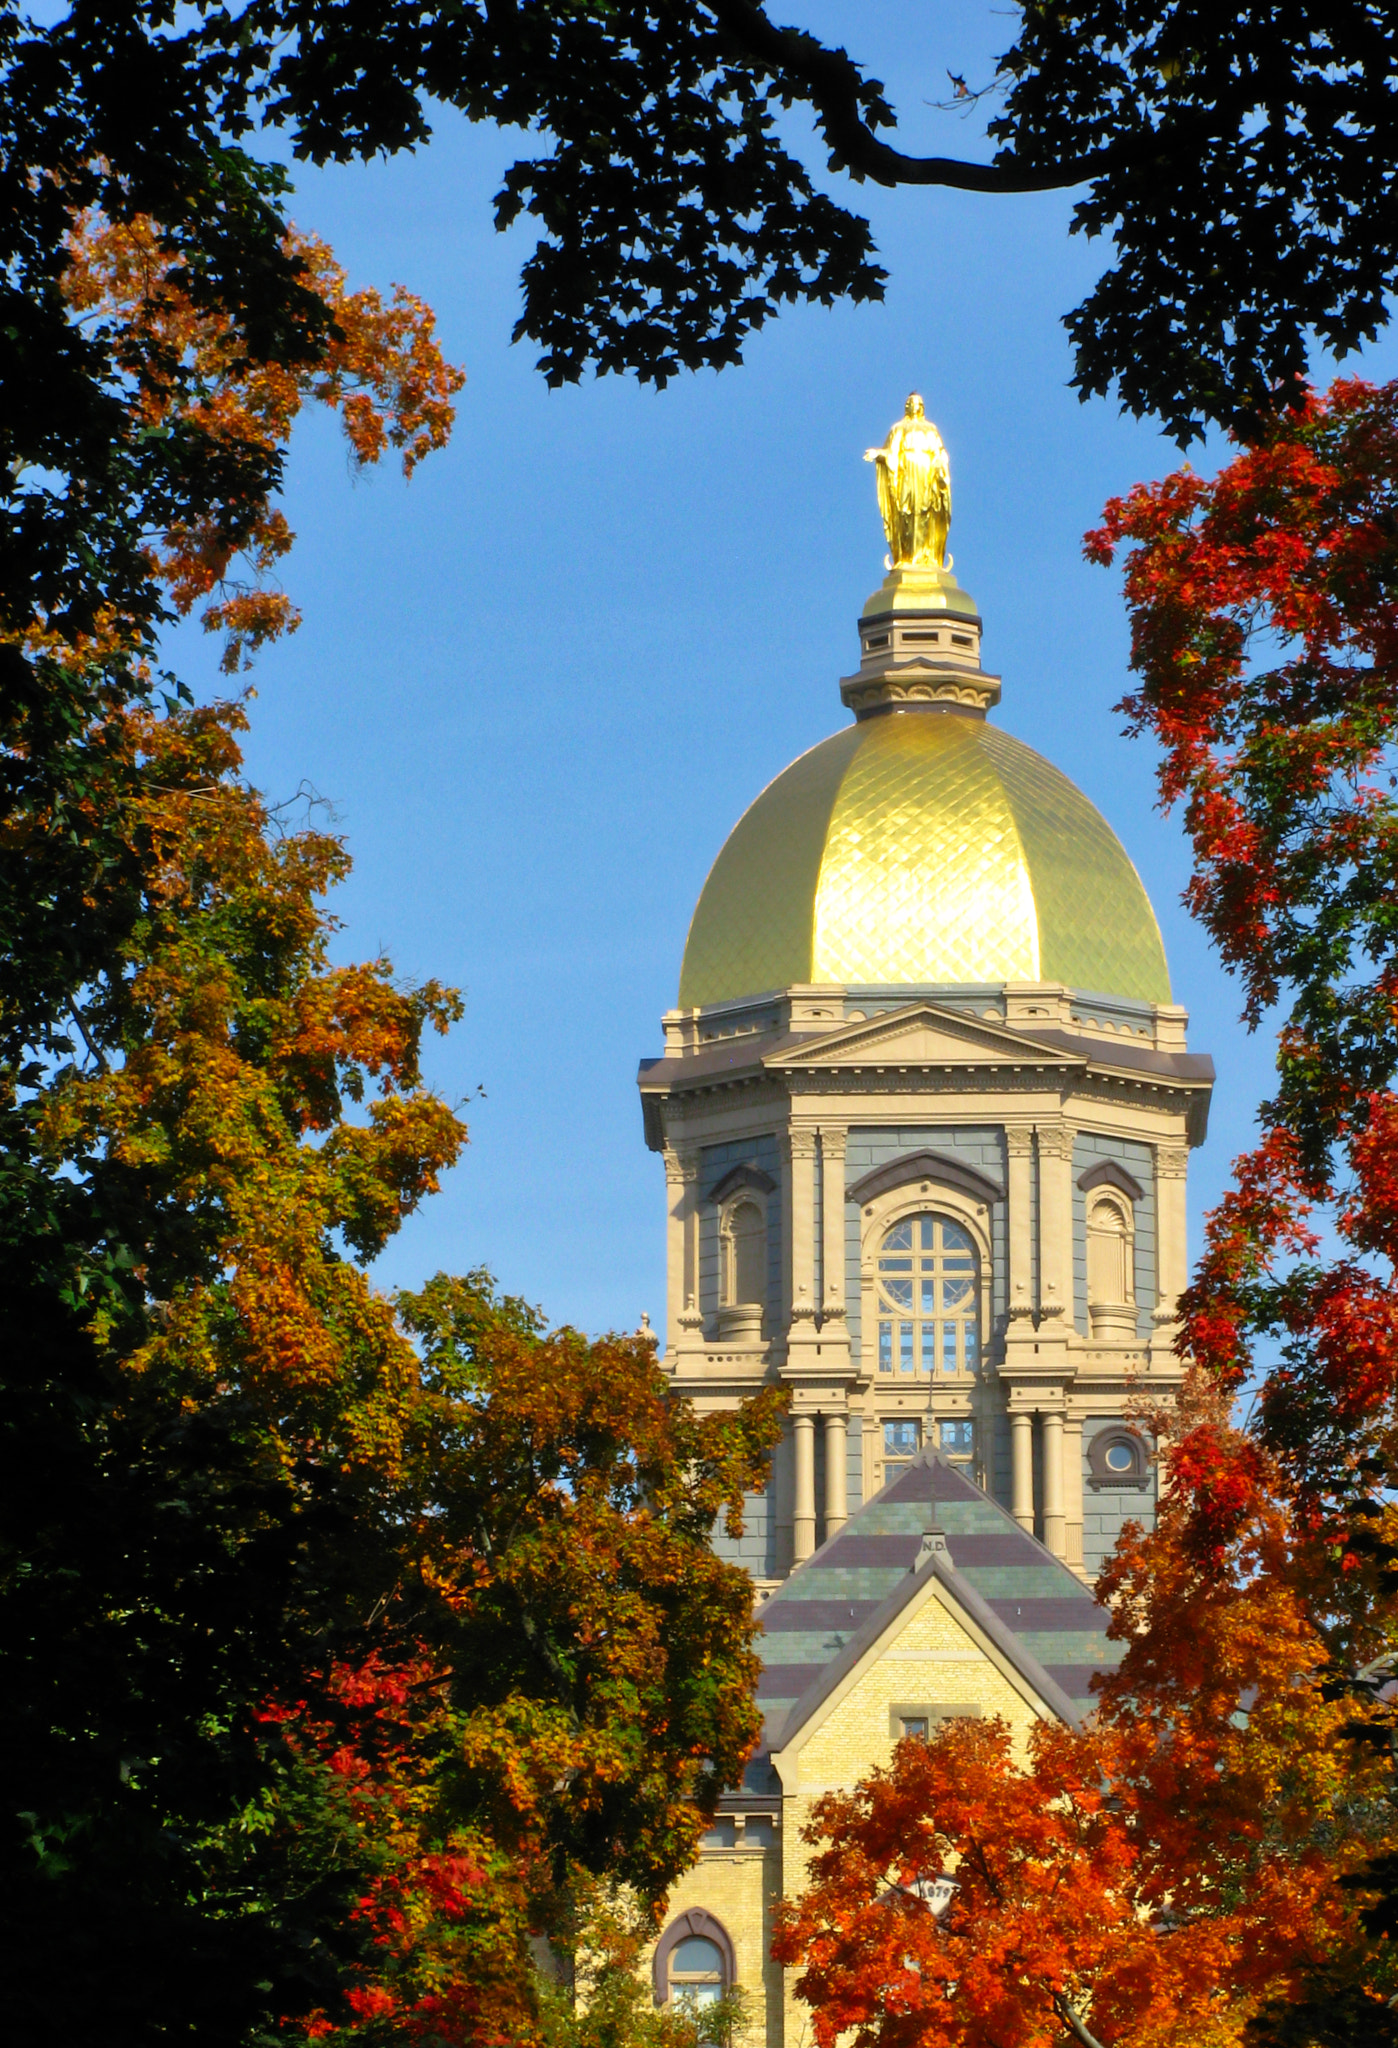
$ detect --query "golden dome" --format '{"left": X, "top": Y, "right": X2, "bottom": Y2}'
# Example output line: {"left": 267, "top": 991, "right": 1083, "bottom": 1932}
{"left": 679, "top": 712, "right": 1169, "bottom": 1009}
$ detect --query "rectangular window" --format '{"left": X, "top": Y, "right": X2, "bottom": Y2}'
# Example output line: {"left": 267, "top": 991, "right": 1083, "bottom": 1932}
{"left": 940, "top": 1420, "right": 974, "bottom": 1457}
{"left": 900, "top": 1322, "right": 915, "bottom": 1374}
{"left": 879, "top": 1322, "right": 892, "bottom": 1372}
{"left": 889, "top": 1702, "right": 983, "bottom": 1738}
{"left": 942, "top": 1322, "right": 958, "bottom": 1374}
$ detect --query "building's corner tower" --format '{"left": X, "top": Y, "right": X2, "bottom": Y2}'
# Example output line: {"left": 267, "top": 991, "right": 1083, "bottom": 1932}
{"left": 638, "top": 399, "right": 1213, "bottom": 1588}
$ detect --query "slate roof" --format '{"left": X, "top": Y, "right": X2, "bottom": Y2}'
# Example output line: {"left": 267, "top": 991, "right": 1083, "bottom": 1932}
{"left": 747, "top": 1450, "right": 1121, "bottom": 1780}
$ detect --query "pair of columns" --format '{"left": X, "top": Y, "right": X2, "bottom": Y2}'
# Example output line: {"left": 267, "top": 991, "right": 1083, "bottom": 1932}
{"left": 1010, "top": 1409, "right": 1085, "bottom": 1568}
{"left": 791, "top": 1412, "right": 848, "bottom": 1564}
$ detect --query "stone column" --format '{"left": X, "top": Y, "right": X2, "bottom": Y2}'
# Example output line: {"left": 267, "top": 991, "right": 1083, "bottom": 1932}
{"left": 1037, "top": 1125, "right": 1076, "bottom": 1329}
{"left": 1042, "top": 1408, "right": 1066, "bottom": 1558}
{"left": 823, "top": 1412, "right": 848, "bottom": 1538}
{"left": 820, "top": 1127, "right": 848, "bottom": 1324}
{"left": 1011, "top": 1412, "right": 1034, "bottom": 1532}
{"left": 792, "top": 1415, "right": 817, "bottom": 1563}
{"left": 1064, "top": 1416, "right": 1084, "bottom": 1571}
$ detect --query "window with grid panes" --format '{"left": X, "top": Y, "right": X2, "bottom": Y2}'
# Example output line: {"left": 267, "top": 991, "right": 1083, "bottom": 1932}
{"left": 882, "top": 1418, "right": 920, "bottom": 1482}
{"left": 876, "top": 1213, "right": 979, "bottom": 1380}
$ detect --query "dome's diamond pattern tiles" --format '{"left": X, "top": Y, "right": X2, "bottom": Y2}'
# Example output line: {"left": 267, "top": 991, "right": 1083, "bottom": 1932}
{"left": 814, "top": 715, "right": 1039, "bottom": 986}
{"left": 677, "top": 726, "right": 861, "bottom": 1009}
{"left": 678, "top": 712, "right": 1171, "bottom": 1008}
{"left": 983, "top": 726, "right": 1170, "bottom": 1003}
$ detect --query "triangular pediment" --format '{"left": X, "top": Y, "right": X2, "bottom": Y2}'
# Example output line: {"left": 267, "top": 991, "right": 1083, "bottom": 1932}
{"left": 755, "top": 1454, "right": 1115, "bottom": 1776}
{"left": 764, "top": 1001, "right": 1084, "bottom": 1072}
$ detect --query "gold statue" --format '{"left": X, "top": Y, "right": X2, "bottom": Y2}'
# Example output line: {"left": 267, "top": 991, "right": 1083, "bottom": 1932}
{"left": 865, "top": 394, "right": 952, "bottom": 570}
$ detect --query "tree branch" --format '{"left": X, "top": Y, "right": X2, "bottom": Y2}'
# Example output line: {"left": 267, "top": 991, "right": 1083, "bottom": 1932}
{"left": 1051, "top": 1988, "right": 1110, "bottom": 2048}
{"left": 966, "top": 1831, "right": 1004, "bottom": 1904}
{"left": 67, "top": 998, "right": 108, "bottom": 1073}
{"left": 704, "top": 0, "right": 1110, "bottom": 192}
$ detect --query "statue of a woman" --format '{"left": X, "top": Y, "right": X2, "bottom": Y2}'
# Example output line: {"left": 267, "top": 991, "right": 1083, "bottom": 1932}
{"left": 864, "top": 394, "right": 952, "bottom": 569}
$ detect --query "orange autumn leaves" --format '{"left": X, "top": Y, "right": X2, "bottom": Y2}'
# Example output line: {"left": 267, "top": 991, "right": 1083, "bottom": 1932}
{"left": 60, "top": 209, "right": 464, "bottom": 669}
{"left": 1087, "top": 382, "right": 1398, "bottom": 1532}
{"left": 33, "top": 685, "right": 783, "bottom": 2045}
{"left": 775, "top": 1386, "right": 1388, "bottom": 2048}
{"left": 38, "top": 691, "right": 465, "bottom": 1463}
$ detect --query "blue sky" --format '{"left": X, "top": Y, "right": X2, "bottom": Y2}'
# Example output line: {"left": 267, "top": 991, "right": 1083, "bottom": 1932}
{"left": 162, "top": 2, "right": 1398, "bottom": 1335}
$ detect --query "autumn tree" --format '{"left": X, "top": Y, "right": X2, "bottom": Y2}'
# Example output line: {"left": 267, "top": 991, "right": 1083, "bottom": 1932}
{"left": 3, "top": 207, "right": 786, "bottom": 2042}
{"left": 1078, "top": 374, "right": 1398, "bottom": 2038}
{"left": 5, "top": 689, "right": 784, "bottom": 2044}
{"left": 1089, "top": 380, "right": 1398, "bottom": 1542}
{"left": 773, "top": 1373, "right": 1398, "bottom": 2048}
{"left": 3, "top": 218, "right": 466, "bottom": 2043}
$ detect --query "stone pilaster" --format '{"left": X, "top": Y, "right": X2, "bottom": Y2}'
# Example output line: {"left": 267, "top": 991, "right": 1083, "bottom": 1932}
{"left": 784, "top": 1126, "right": 820, "bottom": 1370}
{"left": 663, "top": 1142, "right": 702, "bottom": 1361}
{"left": 820, "top": 1127, "right": 848, "bottom": 1325}
{"left": 1036, "top": 1124, "right": 1076, "bottom": 1334}
{"left": 1005, "top": 1125, "right": 1035, "bottom": 1323}
{"left": 1151, "top": 1142, "right": 1191, "bottom": 1358}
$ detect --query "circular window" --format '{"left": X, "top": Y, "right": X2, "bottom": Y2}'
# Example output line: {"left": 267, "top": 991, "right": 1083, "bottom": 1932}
{"left": 1088, "top": 1428, "right": 1146, "bottom": 1485}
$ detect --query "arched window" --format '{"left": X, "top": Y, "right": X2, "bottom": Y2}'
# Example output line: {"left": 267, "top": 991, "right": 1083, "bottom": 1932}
{"left": 1086, "top": 1195, "right": 1133, "bottom": 1308}
{"left": 722, "top": 1198, "right": 766, "bottom": 1307}
{"left": 652, "top": 1911, "right": 735, "bottom": 2010}
{"left": 668, "top": 1936, "right": 725, "bottom": 2009}
{"left": 875, "top": 1213, "right": 979, "bottom": 1380}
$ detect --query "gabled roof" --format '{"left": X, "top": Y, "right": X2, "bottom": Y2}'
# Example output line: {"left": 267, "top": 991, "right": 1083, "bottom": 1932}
{"left": 752, "top": 1451, "right": 1121, "bottom": 1762}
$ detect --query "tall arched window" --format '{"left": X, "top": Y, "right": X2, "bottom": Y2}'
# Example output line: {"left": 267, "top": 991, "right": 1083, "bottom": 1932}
{"left": 875, "top": 1212, "right": 979, "bottom": 1379}
{"left": 667, "top": 1935, "right": 726, "bottom": 2009}
{"left": 722, "top": 1198, "right": 766, "bottom": 1307}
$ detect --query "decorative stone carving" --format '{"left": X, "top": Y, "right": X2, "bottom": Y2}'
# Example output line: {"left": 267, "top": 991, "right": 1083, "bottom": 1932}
{"left": 1036, "top": 1125, "right": 1076, "bottom": 1161}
